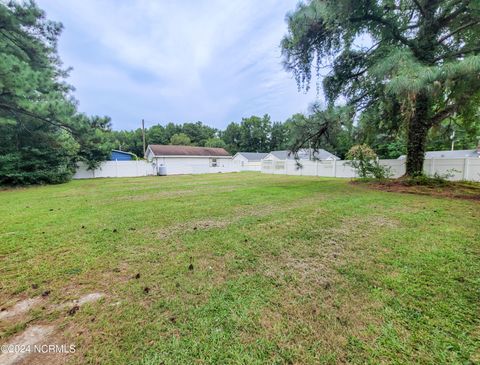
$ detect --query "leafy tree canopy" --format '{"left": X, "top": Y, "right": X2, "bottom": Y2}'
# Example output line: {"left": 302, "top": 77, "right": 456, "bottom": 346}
{"left": 0, "top": 1, "right": 111, "bottom": 184}
{"left": 170, "top": 133, "right": 191, "bottom": 145}
{"left": 204, "top": 137, "right": 227, "bottom": 149}
{"left": 282, "top": 0, "right": 480, "bottom": 175}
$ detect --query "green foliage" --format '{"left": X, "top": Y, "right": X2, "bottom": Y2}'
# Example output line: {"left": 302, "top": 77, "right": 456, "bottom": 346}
{"left": 204, "top": 138, "right": 227, "bottom": 149}
{"left": 282, "top": 0, "right": 480, "bottom": 175}
{"left": 347, "top": 144, "right": 391, "bottom": 179}
{"left": 220, "top": 114, "right": 285, "bottom": 154}
{"left": 288, "top": 105, "right": 355, "bottom": 159}
{"left": 403, "top": 173, "right": 453, "bottom": 187}
{"left": 0, "top": 1, "right": 110, "bottom": 185}
{"left": 170, "top": 133, "right": 191, "bottom": 145}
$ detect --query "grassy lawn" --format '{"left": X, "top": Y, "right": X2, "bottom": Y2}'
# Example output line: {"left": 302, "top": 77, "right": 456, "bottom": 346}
{"left": 0, "top": 172, "right": 479, "bottom": 364}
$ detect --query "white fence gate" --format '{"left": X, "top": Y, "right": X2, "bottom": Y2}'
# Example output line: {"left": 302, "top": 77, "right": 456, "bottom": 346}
{"left": 261, "top": 158, "right": 480, "bottom": 182}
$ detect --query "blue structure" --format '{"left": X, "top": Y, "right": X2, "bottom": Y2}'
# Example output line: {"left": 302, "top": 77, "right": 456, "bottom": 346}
{"left": 110, "top": 150, "right": 135, "bottom": 161}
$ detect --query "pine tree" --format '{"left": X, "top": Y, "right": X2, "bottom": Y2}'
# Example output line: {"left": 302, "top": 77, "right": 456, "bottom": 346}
{"left": 282, "top": 0, "right": 480, "bottom": 175}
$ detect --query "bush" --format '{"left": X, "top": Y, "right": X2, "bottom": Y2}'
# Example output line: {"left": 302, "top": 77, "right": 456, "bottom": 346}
{"left": 346, "top": 144, "right": 392, "bottom": 179}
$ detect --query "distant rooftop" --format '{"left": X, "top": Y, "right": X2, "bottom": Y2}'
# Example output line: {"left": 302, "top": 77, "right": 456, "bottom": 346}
{"left": 268, "top": 149, "right": 340, "bottom": 160}
{"left": 148, "top": 145, "right": 231, "bottom": 157}
{"left": 234, "top": 152, "right": 269, "bottom": 161}
{"left": 398, "top": 149, "right": 480, "bottom": 159}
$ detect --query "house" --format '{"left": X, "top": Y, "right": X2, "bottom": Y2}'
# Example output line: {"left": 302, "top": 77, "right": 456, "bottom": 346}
{"left": 232, "top": 152, "right": 268, "bottom": 171}
{"left": 110, "top": 150, "right": 135, "bottom": 161}
{"left": 263, "top": 148, "right": 340, "bottom": 161}
{"left": 398, "top": 148, "right": 480, "bottom": 159}
{"left": 145, "top": 145, "right": 235, "bottom": 175}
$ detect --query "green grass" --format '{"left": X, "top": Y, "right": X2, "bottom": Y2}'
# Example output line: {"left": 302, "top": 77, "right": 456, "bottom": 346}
{"left": 0, "top": 172, "right": 479, "bottom": 364}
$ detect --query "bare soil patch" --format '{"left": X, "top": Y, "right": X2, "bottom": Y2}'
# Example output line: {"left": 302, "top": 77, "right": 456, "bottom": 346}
{"left": 0, "top": 325, "right": 55, "bottom": 365}
{"left": 0, "top": 298, "right": 42, "bottom": 321}
{"left": 354, "top": 179, "right": 480, "bottom": 201}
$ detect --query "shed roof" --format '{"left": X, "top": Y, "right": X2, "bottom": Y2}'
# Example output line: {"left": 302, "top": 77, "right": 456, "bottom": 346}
{"left": 148, "top": 145, "right": 231, "bottom": 157}
{"left": 234, "top": 152, "right": 269, "bottom": 161}
{"left": 269, "top": 149, "right": 340, "bottom": 160}
{"left": 398, "top": 149, "right": 479, "bottom": 159}
{"left": 111, "top": 149, "right": 135, "bottom": 156}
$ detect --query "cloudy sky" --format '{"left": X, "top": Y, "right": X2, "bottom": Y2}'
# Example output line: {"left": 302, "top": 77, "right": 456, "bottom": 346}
{"left": 36, "top": 0, "right": 317, "bottom": 130}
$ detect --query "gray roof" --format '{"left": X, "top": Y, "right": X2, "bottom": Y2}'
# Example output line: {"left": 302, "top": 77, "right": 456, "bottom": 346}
{"left": 235, "top": 152, "right": 269, "bottom": 161}
{"left": 148, "top": 145, "right": 231, "bottom": 157}
{"left": 398, "top": 149, "right": 480, "bottom": 159}
{"left": 268, "top": 149, "right": 340, "bottom": 160}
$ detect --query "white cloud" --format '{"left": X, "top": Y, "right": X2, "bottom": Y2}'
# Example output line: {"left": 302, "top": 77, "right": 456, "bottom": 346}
{"left": 37, "top": 0, "right": 316, "bottom": 129}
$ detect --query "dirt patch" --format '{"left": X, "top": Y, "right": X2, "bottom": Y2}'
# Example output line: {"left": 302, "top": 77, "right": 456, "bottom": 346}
{"left": 354, "top": 179, "right": 480, "bottom": 201}
{"left": 0, "top": 292, "right": 105, "bottom": 365}
{"left": 0, "top": 298, "right": 42, "bottom": 321}
{"left": 55, "top": 292, "right": 105, "bottom": 312}
{"left": 0, "top": 325, "right": 55, "bottom": 365}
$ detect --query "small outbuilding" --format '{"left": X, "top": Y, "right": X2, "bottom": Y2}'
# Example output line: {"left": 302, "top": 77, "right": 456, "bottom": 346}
{"left": 110, "top": 150, "right": 135, "bottom": 161}
{"left": 145, "top": 145, "right": 235, "bottom": 175}
{"left": 263, "top": 149, "right": 340, "bottom": 161}
{"left": 232, "top": 152, "right": 268, "bottom": 171}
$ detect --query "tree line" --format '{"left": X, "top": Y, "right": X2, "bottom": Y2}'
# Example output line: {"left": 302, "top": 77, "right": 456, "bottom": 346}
{"left": 107, "top": 107, "right": 478, "bottom": 161}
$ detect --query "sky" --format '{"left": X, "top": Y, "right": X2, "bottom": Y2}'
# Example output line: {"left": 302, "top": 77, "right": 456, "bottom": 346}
{"left": 36, "top": 0, "right": 319, "bottom": 131}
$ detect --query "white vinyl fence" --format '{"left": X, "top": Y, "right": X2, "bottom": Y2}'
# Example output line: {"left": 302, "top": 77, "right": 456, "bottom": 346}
{"left": 73, "top": 160, "right": 242, "bottom": 179}
{"left": 261, "top": 158, "right": 480, "bottom": 182}
{"left": 233, "top": 161, "right": 262, "bottom": 172}
{"left": 73, "top": 161, "right": 155, "bottom": 179}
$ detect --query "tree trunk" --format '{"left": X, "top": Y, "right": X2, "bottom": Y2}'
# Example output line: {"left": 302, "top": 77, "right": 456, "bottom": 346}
{"left": 405, "top": 93, "right": 431, "bottom": 176}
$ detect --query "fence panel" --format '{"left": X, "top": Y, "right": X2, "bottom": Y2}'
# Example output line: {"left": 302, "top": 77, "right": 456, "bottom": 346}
{"left": 261, "top": 158, "right": 480, "bottom": 182}
{"left": 73, "top": 161, "right": 155, "bottom": 179}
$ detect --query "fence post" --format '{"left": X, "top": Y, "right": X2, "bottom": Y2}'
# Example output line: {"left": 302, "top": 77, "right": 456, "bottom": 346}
{"left": 463, "top": 158, "right": 469, "bottom": 180}
{"left": 316, "top": 160, "right": 319, "bottom": 176}
{"left": 333, "top": 159, "right": 337, "bottom": 177}
{"left": 430, "top": 158, "right": 435, "bottom": 176}
{"left": 115, "top": 159, "right": 118, "bottom": 177}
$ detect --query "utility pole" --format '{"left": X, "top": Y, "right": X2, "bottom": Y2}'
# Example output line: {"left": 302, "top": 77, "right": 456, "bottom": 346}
{"left": 142, "top": 119, "right": 146, "bottom": 157}
{"left": 450, "top": 130, "right": 455, "bottom": 151}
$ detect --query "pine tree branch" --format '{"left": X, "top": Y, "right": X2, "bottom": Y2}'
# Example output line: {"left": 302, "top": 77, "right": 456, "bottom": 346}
{"left": 0, "top": 102, "right": 76, "bottom": 135}
{"left": 437, "top": 0, "right": 469, "bottom": 26}
{"left": 430, "top": 105, "right": 457, "bottom": 126}
{"left": 349, "top": 13, "right": 413, "bottom": 48}
{"left": 435, "top": 46, "right": 480, "bottom": 62}
{"left": 438, "top": 21, "right": 479, "bottom": 44}
{"left": 412, "top": 0, "right": 426, "bottom": 17}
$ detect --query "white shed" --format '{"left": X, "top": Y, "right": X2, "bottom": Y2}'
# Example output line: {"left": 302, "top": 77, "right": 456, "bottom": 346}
{"left": 145, "top": 145, "right": 236, "bottom": 175}
{"left": 263, "top": 149, "right": 340, "bottom": 161}
{"left": 232, "top": 152, "right": 268, "bottom": 171}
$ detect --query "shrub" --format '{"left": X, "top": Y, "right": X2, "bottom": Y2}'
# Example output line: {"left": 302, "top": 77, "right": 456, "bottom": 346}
{"left": 346, "top": 144, "right": 392, "bottom": 179}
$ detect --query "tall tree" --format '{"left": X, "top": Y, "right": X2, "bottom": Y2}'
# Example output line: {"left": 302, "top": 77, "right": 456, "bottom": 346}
{"left": 170, "top": 133, "right": 191, "bottom": 145}
{"left": 0, "top": 1, "right": 110, "bottom": 184}
{"left": 181, "top": 121, "right": 217, "bottom": 146}
{"left": 238, "top": 114, "right": 272, "bottom": 152}
{"left": 270, "top": 121, "right": 291, "bottom": 151}
{"left": 221, "top": 122, "right": 242, "bottom": 154}
{"left": 282, "top": 0, "right": 480, "bottom": 175}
